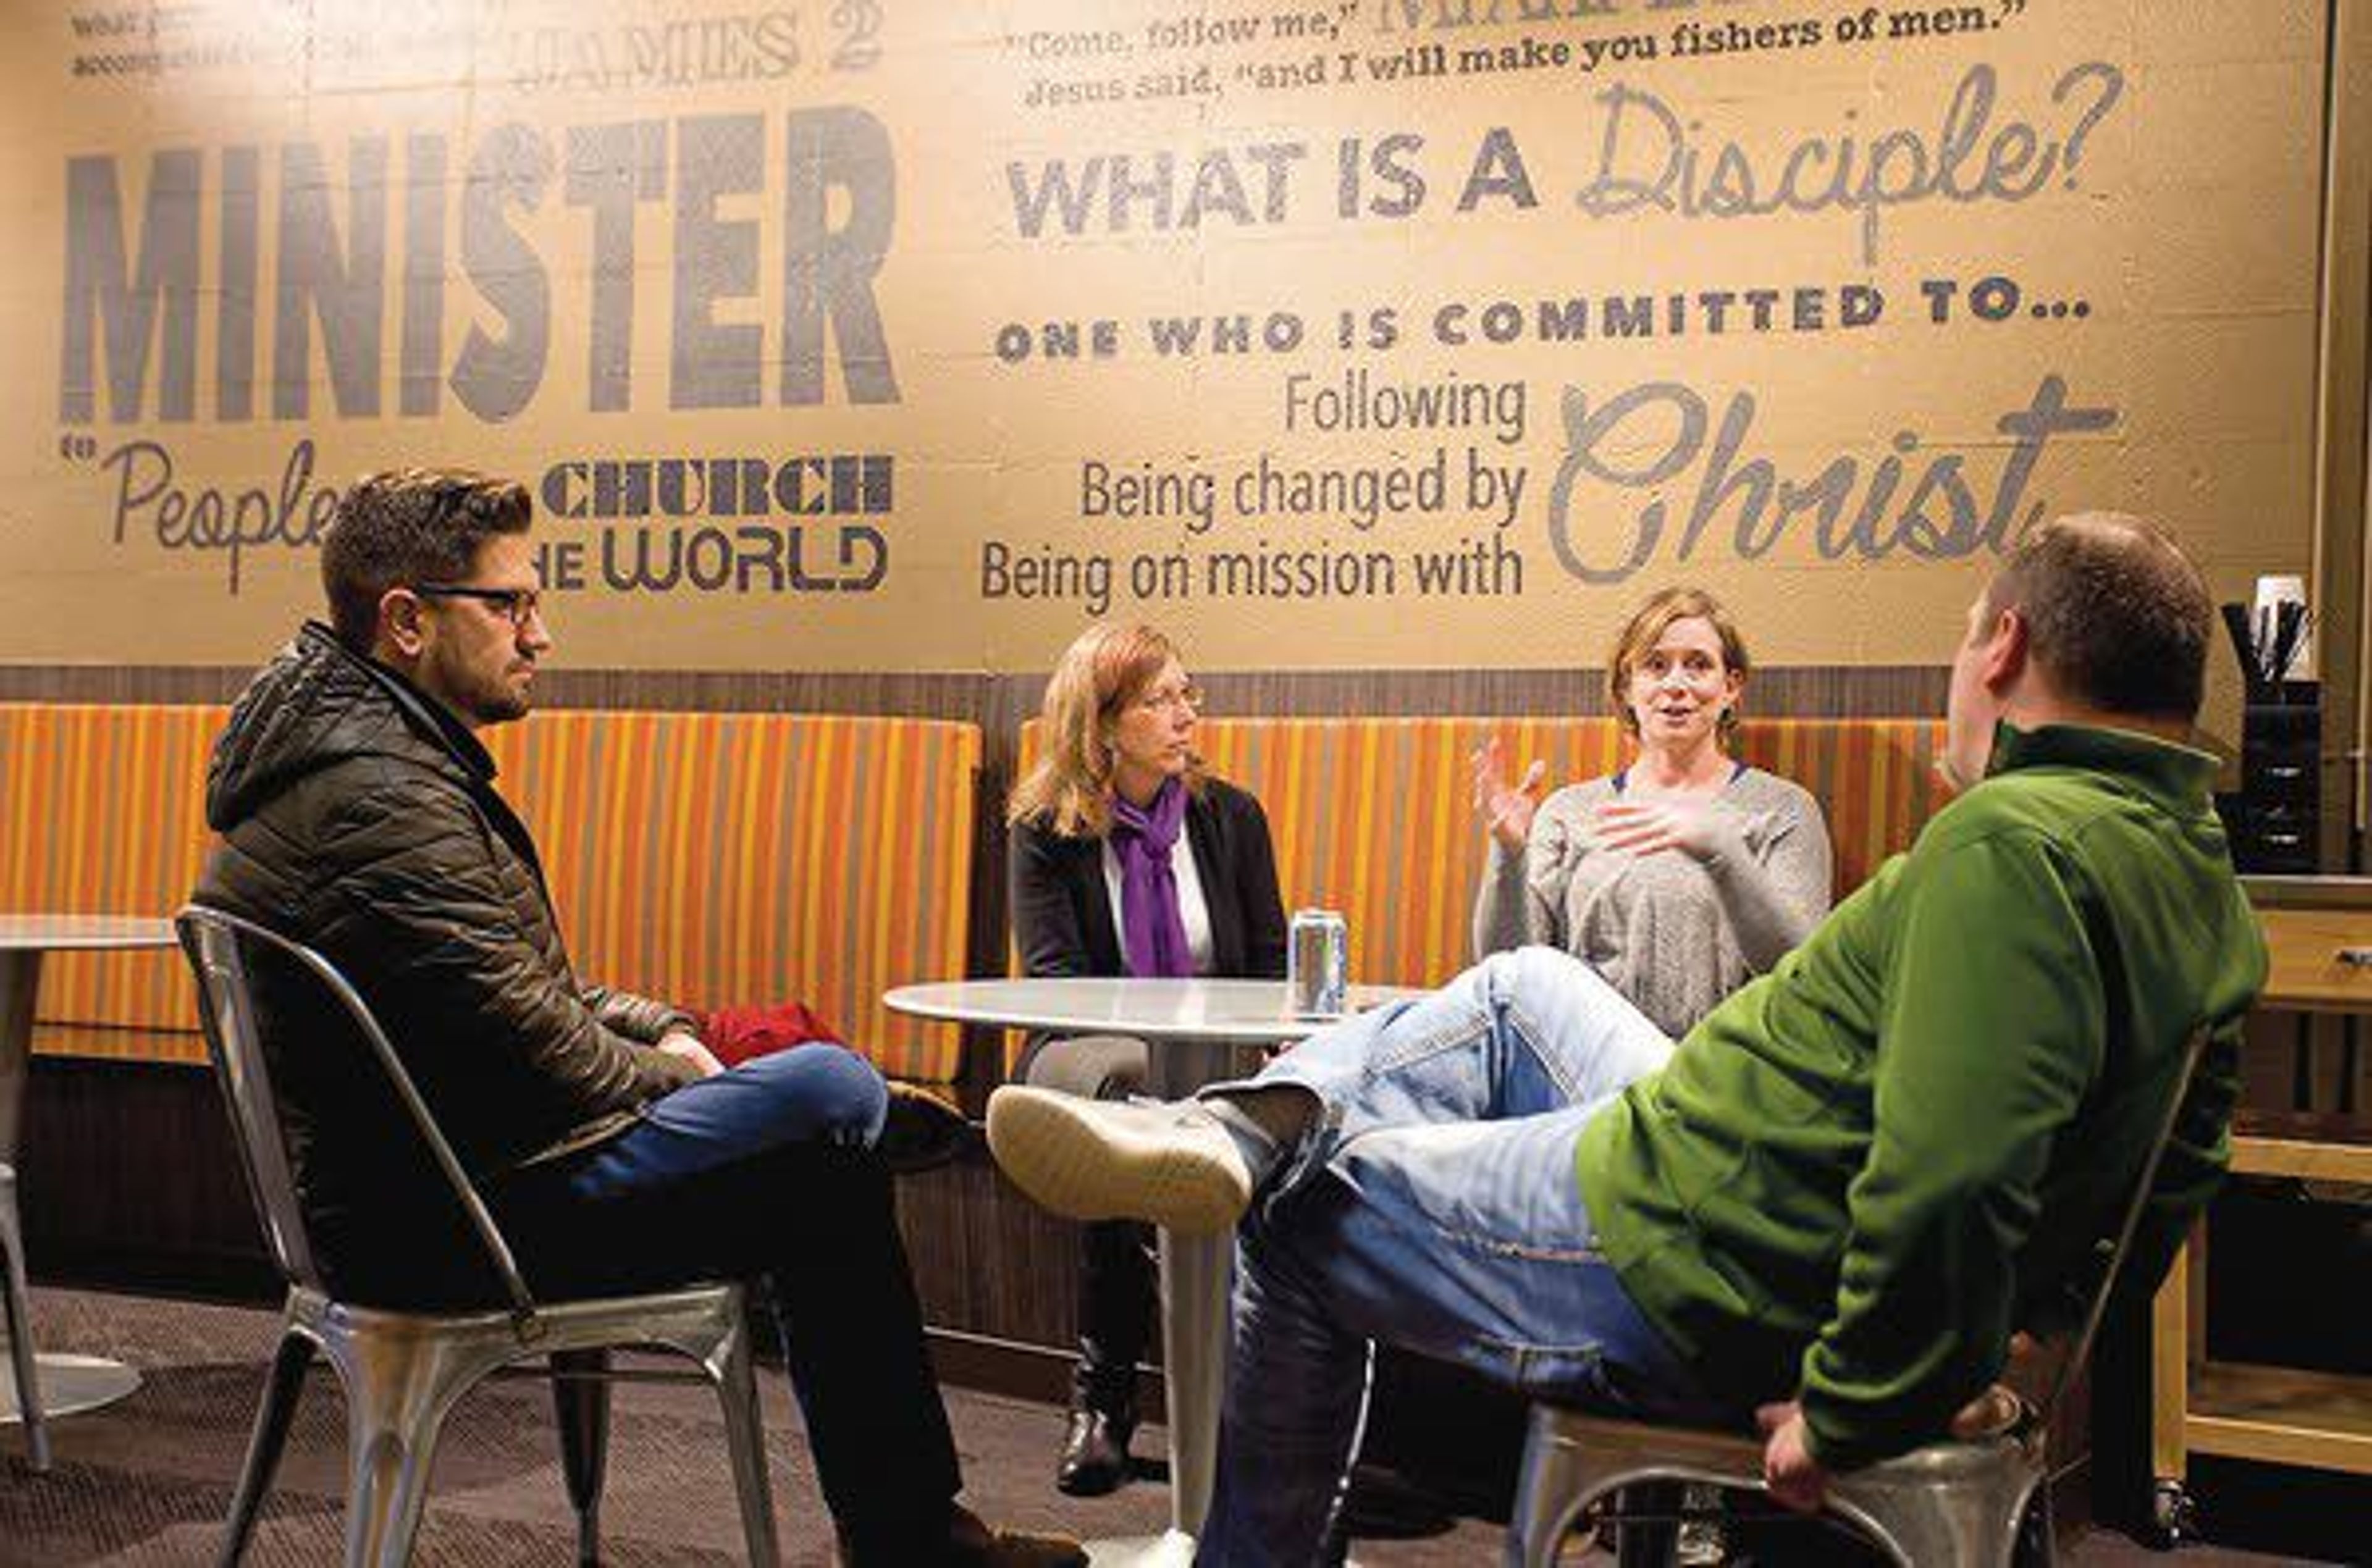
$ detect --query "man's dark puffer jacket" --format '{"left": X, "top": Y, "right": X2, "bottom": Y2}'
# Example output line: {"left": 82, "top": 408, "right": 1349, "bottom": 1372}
{"left": 194, "top": 623, "right": 698, "bottom": 1288}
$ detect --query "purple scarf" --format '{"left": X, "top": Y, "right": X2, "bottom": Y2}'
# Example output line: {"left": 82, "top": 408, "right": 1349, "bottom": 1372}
{"left": 1109, "top": 778, "right": 1192, "bottom": 978}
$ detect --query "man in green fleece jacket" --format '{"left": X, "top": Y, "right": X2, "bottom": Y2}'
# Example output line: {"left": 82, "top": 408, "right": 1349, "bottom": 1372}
{"left": 987, "top": 513, "right": 2267, "bottom": 1564}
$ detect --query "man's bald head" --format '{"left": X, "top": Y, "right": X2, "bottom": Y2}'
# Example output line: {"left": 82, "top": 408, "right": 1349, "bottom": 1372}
{"left": 1982, "top": 512, "right": 2214, "bottom": 723}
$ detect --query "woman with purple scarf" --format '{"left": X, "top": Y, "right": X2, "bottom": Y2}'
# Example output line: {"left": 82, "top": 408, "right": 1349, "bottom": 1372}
{"left": 1006, "top": 623, "right": 1287, "bottom": 1496}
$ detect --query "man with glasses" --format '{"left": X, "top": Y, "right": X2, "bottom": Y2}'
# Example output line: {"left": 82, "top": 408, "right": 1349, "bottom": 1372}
{"left": 196, "top": 468, "right": 1081, "bottom": 1567}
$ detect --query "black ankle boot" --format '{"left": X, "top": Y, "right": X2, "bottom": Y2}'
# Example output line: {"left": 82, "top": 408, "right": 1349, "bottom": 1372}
{"left": 1054, "top": 1402, "right": 1134, "bottom": 1497}
{"left": 1063, "top": 1220, "right": 1150, "bottom": 1498}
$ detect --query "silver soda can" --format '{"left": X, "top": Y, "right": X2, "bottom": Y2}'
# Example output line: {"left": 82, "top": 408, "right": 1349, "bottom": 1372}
{"left": 1288, "top": 908, "right": 1348, "bottom": 1018}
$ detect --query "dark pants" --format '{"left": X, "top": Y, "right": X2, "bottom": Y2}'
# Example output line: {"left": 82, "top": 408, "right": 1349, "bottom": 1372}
{"left": 1020, "top": 1032, "right": 1154, "bottom": 1418}
{"left": 490, "top": 1045, "right": 964, "bottom": 1557}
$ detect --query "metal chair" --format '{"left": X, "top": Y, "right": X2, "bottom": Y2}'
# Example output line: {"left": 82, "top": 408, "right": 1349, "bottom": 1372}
{"left": 1505, "top": 1028, "right": 2214, "bottom": 1568}
{"left": 175, "top": 905, "right": 781, "bottom": 1567}
{"left": 0, "top": 930, "right": 49, "bottom": 1471}
{"left": 0, "top": 1157, "right": 48, "bottom": 1470}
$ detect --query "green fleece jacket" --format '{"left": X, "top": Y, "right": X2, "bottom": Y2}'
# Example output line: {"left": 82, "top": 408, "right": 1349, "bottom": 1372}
{"left": 1575, "top": 722, "right": 2265, "bottom": 1469}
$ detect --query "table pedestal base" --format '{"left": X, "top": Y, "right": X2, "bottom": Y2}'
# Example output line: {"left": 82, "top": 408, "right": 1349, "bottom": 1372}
{"left": 1080, "top": 1529, "right": 1365, "bottom": 1565}
{"left": 1, "top": 1352, "right": 141, "bottom": 1423}
{"left": 1083, "top": 1529, "right": 1197, "bottom": 1566}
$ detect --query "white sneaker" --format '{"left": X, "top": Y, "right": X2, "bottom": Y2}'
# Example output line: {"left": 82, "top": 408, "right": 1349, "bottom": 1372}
{"left": 985, "top": 1087, "right": 1254, "bottom": 1235}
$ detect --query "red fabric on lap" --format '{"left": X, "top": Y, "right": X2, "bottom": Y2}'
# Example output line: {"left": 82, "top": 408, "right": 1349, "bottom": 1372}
{"left": 695, "top": 1002, "right": 844, "bottom": 1066}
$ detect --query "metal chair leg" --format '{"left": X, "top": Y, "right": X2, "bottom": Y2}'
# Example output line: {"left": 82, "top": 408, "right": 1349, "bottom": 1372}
{"left": 328, "top": 1330, "right": 494, "bottom": 1568}
{"left": 552, "top": 1348, "right": 612, "bottom": 1566}
{"left": 0, "top": 1171, "right": 49, "bottom": 1472}
{"left": 709, "top": 1316, "right": 781, "bottom": 1568}
{"left": 1505, "top": 1409, "right": 1594, "bottom": 1568}
{"left": 340, "top": 1404, "right": 439, "bottom": 1568}
{"left": 216, "top": 1327, "right": 316, "bottom": 1567}
{"left": 2014, "top": 1477, "right": 2056, "bottom": 1567}
{"left": 1840, "top": 1470, "right": 2034, "bottom": 1568}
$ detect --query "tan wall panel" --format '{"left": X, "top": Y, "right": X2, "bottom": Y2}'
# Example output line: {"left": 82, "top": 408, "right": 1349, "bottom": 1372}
{"left": 0, "top": 0, "right": 2330, "bottom": 746}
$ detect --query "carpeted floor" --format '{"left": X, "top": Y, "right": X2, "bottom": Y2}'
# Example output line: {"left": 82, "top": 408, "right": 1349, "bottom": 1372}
{"left": 0, "top": 1287, "right": 2336, "bottom": 1565}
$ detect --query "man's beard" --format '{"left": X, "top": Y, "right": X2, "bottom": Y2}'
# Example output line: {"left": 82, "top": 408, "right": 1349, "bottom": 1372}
{"left": 466, "top": 674, "right": 532, "bottom": 725}
{"left": 426, "top": 647, "right": 532, "bottom": 727}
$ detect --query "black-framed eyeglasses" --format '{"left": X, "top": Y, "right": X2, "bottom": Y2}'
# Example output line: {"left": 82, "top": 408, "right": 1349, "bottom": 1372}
{"left": 415, "top": 583, "right": 544, "bottom": 629}
{"left": 1131, "top": 681, "right": 1205, "bottom": 716}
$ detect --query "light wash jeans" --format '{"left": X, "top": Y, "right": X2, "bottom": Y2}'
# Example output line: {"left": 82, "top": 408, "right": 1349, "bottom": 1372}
{"left": 1192, "top": 947, "right": 1735, "bottom": 1567}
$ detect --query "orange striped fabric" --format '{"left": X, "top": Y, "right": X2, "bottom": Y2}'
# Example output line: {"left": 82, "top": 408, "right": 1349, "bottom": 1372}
{"left": 485, "top": 711, "right": 982, "bottom": 1083}
{"left": 1728, "top": 720, "right": 1954, "bottom": 899}
{"left": 1015, "top": 716, "right": 1949, "bottom": 997}
{"left": 4, "top": 703, "right": 982, "bottom": 1083}
{"left": 0, "top": 703, "right": 226, "bottom": 1062}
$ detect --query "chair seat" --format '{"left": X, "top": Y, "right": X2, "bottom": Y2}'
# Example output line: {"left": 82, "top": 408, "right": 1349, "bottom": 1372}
{"left": 1508, "top": 1403, "right": 2046, "bottom": 1568}
{"left": 288, "top": 1281, "right": 762, "bottom": 1407}
{"left": 1531, "top": 1404, "right": 2040, "bottom": 1492}
{"left": 303, "top": 1281, "right": 747, "bottom": 1348}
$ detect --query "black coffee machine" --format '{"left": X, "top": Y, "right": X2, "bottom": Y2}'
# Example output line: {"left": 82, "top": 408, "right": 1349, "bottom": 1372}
{"left": 2218, "top": 597, "right": 2318, "bottom": 873}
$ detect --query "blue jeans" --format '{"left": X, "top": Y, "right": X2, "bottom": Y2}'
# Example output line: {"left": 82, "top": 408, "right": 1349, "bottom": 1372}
{"left": 1193, "top": 947, "right": 1733, "bottom": 1567}
{"left": 491, "top": 1044, "right": 965, "bottom": 1556}
{"left": 554, "top": 1038, "right": 888, "bottom": 1196}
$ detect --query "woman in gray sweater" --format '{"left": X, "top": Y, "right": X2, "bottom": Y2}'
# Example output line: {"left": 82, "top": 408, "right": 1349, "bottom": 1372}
{"left": 1471, "top": 586, "right": 1833, "bottom": 1038}
{"left": 1474, "top": 585, "right": 1830, "bottom": 1562}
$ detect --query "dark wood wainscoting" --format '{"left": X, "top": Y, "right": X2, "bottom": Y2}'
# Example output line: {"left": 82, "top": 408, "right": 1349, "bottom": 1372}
{"left": 19, "top": 1055, "right": 274, "bottom": 1299}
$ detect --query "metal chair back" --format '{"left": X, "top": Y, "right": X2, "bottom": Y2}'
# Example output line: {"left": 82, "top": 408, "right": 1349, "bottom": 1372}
{"left": 2038, "top": 1025, "right": 2217, "bottom": 1427}
{"left": 176, "top": 904, "right": 539, "bottom": 1331}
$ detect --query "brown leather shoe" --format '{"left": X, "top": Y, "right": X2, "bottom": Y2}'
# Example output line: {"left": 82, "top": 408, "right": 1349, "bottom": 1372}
{"left": 974, "top": 1529, "right": 1089, "bottom": 1567}
{"left": 880, "top": 1081, "right": 972, "bottom": 1175}
{"left": 949, "top": 1502, "right": 1088, "bottom": 1566}
{"left": 840, "top": 1503, "right": 1085, "bottom": 1566}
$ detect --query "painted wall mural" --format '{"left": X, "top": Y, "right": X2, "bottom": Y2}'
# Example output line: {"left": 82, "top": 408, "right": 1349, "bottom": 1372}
{"left": 1, "top": 0, "right": 2328, "bottom": 676}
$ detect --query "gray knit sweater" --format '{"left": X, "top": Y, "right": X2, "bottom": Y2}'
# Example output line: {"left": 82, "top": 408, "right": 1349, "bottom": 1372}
{"left": 1471, "top": 767, "right": 1833, "bottom": 1037}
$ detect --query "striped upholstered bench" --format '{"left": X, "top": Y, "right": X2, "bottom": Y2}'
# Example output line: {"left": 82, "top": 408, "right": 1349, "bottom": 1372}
{"left": 1012, "top": 716, "right": 1950, "bottom": 999}
{"left": 486, "top": 711, "right": 981, "bottom": 1084}
{"left": 1, "top": 703, "right": 983, "bottom": 1084}
{"left": 0, "top": 703, "right": 228, "bottom": 1062}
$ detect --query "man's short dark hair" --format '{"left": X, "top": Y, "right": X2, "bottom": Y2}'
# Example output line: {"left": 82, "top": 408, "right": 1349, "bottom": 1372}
{"left": 320, "top": 469, "right": 533, "bottom": 652}
{"left": 1985, "top": 512, "right": 2213, "bottom": 722}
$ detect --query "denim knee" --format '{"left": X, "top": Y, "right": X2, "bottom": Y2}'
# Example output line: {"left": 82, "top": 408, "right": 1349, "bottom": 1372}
{"left": 738, "top": 1043, "right": 889, "bottom": 1144}
{"left": 1482, "top": 944, "right": 1590, "bottom": 1005}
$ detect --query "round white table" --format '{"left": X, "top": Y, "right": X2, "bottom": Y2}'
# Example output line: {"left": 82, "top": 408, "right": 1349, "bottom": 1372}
{"left": 885, "top": 977, "right": 1421, "bottom": 1568}
{"left": 0, "top": 915, "right": 178, "bottom": 1457}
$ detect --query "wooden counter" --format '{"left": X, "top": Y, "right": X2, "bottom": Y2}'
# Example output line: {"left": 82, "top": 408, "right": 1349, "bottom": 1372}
{"left": 2150, "top": 878, "right": 2372, "bottom": 1538}
{"left": 2257, "top": 906, "right": 2372, "bottom": 1015}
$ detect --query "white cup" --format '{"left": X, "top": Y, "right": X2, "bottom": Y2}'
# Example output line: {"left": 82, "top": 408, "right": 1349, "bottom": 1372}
{"left": 2251, "top": 574, "right": 2312, "bottom": 681}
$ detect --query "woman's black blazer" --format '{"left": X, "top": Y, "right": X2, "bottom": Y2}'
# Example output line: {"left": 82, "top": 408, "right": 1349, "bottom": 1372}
{"left": 1009, "top": 776, "right": 1289, "bottom": 983}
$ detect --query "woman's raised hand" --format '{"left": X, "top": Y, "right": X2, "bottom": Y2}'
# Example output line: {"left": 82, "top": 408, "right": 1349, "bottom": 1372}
{"left": 1471, "top": 736, "right": 1546, "bottom": 852}
{"left": 1592, "top": 798, "right": 1717, "bottom": 860}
